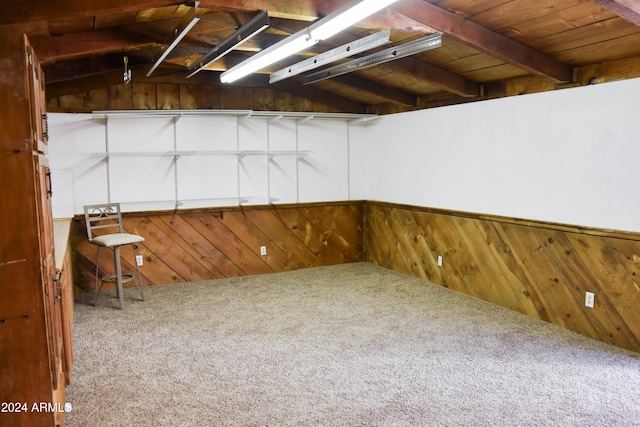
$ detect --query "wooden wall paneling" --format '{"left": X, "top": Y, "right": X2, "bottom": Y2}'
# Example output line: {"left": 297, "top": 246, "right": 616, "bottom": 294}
{"left": 132, "top": 82, "right": 157, "bottom": 109}
{"left": 200, "top": 85, "right": 221, "bottom": 109}
{"left": 221, "top": 86, "right": 251, "bottom": 110}
{"left": 272, "top": 207, "right": 338, "bottom": 264}
{"left": 253, "top": 88, "right": 275, "bottom": 111}
{"left": 608, "top": 239, "right": 640, "bottom": 310}
{"left": 108, "top": 83, "right": 133, "bottom": 109}
{"left": 418, "top": 211, "right": 473, "bottom": 295}
{"left": 127, "top": 215, "right": 214, "bottom": 283}
{"left": 454, "top": 216, "right": 523, "bottom": 307}
{"left": 179, "top": 84, "right": 200, "bottom": 109}
{"left": 219, "top": 209, "right": 295, "bottom": 273}
{"left": 364, "top": 202, "right": 640, "bottom": 353}
{"left": 58, "top": 93, "right": 84, "bottom": 111}
{"left": 530, "top": 229, "right": 609, "bottom": 331}
{"left": 84, "top": 88, "right": 109, "bottom": 110}
{"left": 477, "top": 220, "right": 556, "bottom": 322}
{"left": 241, "top": 207, "right": 322, "bottom": 270}
{"left": 302, "top": 204, "right": 362, "bottom": 262}
{"left": 406, "top": 209, "right": 441, "bottom": 281}
{"left": 188, "top": 211, "right": 274, "bottom": 276}
{"left": 325, "top": 203, "right": 364, "bottom": 260}
{"left": 69, "top": 200, "right": 639, "bottom": 352}
{"left": 384, "top": 206, "right": 430, "bottom": 278}
{"left": 294, "top": 96, "right": 314, "bottom": 113}
{"left": 152, "top": 213, "right": 229, "bottom": 279}
{"left": 364, "top": 203, "right": 394, "bottom": 267}
{"left": 71, "top": 203, "right": 365, "bottom": 295}
{"left": 196, "top": 212, "right": 273, "bottom": 275}
{"left": 157, "top": 83, "right": 180, "bottom": 109}
{"left": 545, "top": 229, "right": 640, "bottom": 350}
{"left": 566, "top": 234, "right": 640, "bottom": 348}
{"left": 274, "top": 204, "right": 363, "bottom": 266}
{"left": 274, "top": 91, "right": 295, "bottom": 111}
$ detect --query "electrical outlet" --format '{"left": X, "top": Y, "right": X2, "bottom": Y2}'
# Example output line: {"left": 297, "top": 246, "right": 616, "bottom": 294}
{"left": 136, "top": 255, "right": 143, "bottom": 266}
{"left": 260, "top": 246, "right": 267, "bottom": 256}
{"left": 437, "top": 255, "right": 443, "bottom": 267}
{"left": 585, "top": 291, "right": 595, "bottom": 308}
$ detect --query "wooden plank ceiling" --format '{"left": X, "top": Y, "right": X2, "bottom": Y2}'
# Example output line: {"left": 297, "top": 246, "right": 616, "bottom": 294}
{"left": 2, "top": 0, "right": 640, "bottom": 114}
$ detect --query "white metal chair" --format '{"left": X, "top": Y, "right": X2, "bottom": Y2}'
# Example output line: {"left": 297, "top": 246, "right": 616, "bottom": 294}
{"left": 84, "top": 203, "right": 145, "bottom": 309}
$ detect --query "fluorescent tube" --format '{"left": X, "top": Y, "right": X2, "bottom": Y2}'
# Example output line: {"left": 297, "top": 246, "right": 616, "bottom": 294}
{"left": 220, "top": 0, "right": 399, "bottom": 84}
{"left": 221, "top": 31, "right": 316, "bottom": 83}
{"left": 311, "top": 0, "right": 398, "bottom": 41}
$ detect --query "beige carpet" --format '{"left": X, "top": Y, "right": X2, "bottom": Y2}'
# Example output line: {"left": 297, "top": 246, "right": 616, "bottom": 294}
{"left": 66, "top": 263, "right": 640, "bottom": 426}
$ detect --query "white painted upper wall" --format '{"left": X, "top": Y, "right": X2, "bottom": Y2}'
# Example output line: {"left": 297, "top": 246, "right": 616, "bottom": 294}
{"left": 48, "top": 113, "right": 354, "bottom": 216}
{"left": 358, "top": 77, "right": 640, "bottom": 233}
{"left": 49, "top": 77, "right": 640, "bottom": 232}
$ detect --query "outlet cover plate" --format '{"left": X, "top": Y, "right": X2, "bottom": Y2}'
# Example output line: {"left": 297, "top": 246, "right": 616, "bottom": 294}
{"left": 585, "top": 291, "right": 595, "bottom": 308}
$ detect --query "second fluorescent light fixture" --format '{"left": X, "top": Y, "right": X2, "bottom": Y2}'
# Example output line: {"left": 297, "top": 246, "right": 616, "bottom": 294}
{"left": 220, "top": 0, "right": 399, "bottom": 84}
{"left": 187, "top": 10, "right": 270, "bottom": 78}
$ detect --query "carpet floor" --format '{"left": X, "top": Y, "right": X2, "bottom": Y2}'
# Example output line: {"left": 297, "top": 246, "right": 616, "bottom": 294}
{"left": 66, "top": 262, "right": 640, "bottom": 426}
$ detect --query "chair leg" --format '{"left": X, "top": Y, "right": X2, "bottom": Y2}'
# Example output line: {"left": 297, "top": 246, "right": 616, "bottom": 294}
{"left": 114, "top": 246, "right": 124, "bottom": 310}
{"left": 93, "top": 246, "right": 103, "bottom": 306}
{"left": 132, "top": 246, "right": 144, "bottom": 301}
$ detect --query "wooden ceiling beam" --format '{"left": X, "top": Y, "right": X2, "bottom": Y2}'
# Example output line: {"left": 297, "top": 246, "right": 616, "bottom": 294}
{"left": 383, "top": 58, "right": 481, "bottom": 98}
{"left": 32, "top": 29, "right": 153, "bottom": 63}
{"left": 392, "top": 0, "right": 575, "bottom": 83}
{"left": 0, "top": 0, "right": 433, "bottom": 34}
{"left": 0, "top": 0, "right": 182, "bottom": 25}
{"left": 198, "top": 0, "right": 434, "bottom": 32}
{"left": 42, "top": 53, "right": 155, "bottom": 84}
{"left": 270, "top": 78, "right": 367, "bottom": 113}
{"left": 329, "top": 74, "right": 417, "bottom": 106}
{"left": 592, "top": 0, "right": 640, "bottom": 26}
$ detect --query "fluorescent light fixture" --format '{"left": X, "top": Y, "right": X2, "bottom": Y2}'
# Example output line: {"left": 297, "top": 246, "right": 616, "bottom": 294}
{"left": 220, "top": 30, "right": 316, "bottom": 83}
{"left": 220, "top": 0, "right": 400, "bottom": 84}
{"left": 186, "top": 10, "right": 270, "bottom": 78}
{"left": 269, "top": 29, "right": 391, "bottom": 83}
{"left": 310, "top": 0, "right": 398, "bottom": 41}
{"left": 304, "top": 32, "right": 442, "bottom": 84}
{"left": 146, "top": 2, "right": 200, "bottom": 77}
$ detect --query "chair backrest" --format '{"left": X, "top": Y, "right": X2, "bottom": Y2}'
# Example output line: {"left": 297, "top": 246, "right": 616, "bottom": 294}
{"left": 84, "top": 203, "right": 125, "bottom": 240}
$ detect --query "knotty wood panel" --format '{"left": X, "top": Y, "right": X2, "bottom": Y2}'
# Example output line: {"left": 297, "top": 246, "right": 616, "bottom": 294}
{"left": 71, "top": 202, "right": 364, "bottom": 292}
{"left": 364, "top": 202, "right": 640, "bottom": 353}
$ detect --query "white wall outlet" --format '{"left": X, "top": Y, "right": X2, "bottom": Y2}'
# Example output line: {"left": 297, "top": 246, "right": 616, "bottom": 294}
{"left": 136, "top": 255, "right": 144, "bottom": 266}
{"left": 437, "top": 255, "right": 443, "bottom": 267}
{"left": 585, "top": 291, "right": 595, "bottom": 308}
{"left": 260, "top": 246, "right": 267, "bottom": 256}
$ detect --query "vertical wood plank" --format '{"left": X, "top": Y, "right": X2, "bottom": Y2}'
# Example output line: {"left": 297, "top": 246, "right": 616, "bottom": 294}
{"left": 132, "top": 83, "right": 157, "bottom": 109}
{"left": 179, "top": 84, "right": 200, "bottom": 109}
{"left": 157, "top": 83, "right": 180, "bottom": 109}
{"left": 108, "top": 84, "right": 133, "bottom": 109}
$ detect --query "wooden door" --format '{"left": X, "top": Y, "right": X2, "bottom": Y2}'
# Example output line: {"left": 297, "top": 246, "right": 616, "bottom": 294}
{"left": 35, "top": 155, "right": 61, "bottom": 392}
{"left": 25, "top": 34, "right": 48, "bottom": 153}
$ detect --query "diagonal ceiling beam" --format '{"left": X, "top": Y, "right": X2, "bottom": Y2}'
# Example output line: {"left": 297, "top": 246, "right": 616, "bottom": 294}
{"left": 386, "top": 58, "right": 481, "bottom": 98}
{"left": 254, "top": 75, "right": 368, "bottom": 113}
{"left": 0, "top": 0, "right": 182, "bottom": 25}
{"left": 329, "top": 74, "right": 417, "bottom": 106}
{"left": 592, "top": 0, "right": 640, "bottom": 26}
{"left": 392, "top": 0, "right": 574, "bottom": 83}
{"left": 31, "top": 29, "right": 152, "bottom": 63}
{"left": 0, "top": 0, "right": 433, "bottom": 34}
{"left": 198, "top": 0, "right": 434, "bottom": 32}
